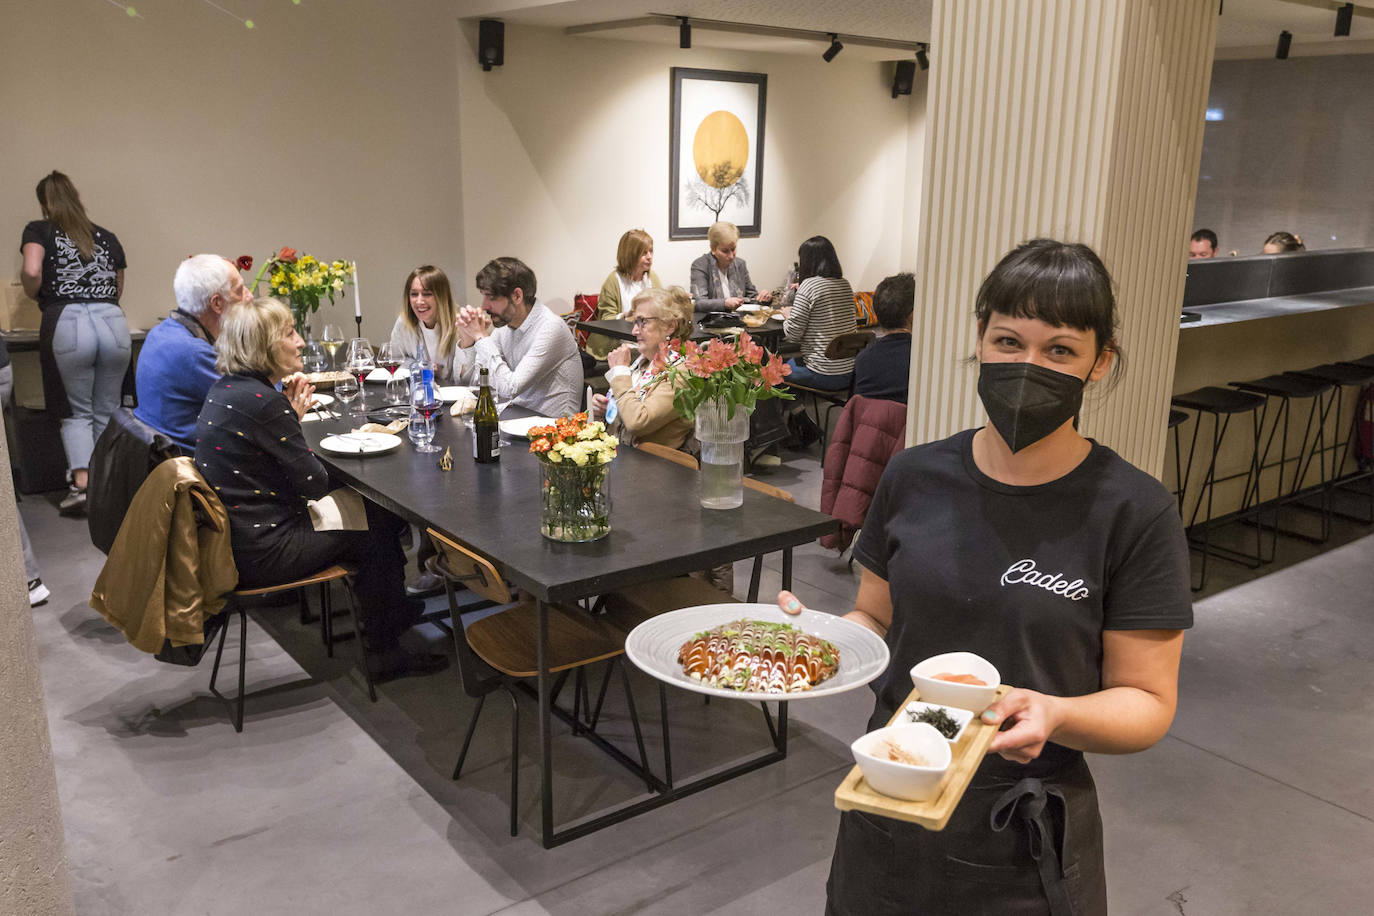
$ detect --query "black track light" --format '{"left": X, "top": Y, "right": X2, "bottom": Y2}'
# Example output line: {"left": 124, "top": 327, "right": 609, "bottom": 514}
{"left": 679, "top": 16, "right": 691, "bottom": 49}
{"left": 916, "top": 44, "right": 929, "bottom": 71}
{"left": 822, "top": 34, "right": 843, "bottom": 62}
{"left": 1276, "top": 29, "right": 1292, "bottom": 60}
{"left": 1336, "top": 3, "right": 1353, "bottom": 37}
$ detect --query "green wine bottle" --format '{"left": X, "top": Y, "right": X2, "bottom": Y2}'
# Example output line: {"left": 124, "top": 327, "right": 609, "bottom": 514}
{"left": 474, "top": 368, "right": 500, "bottom": 463}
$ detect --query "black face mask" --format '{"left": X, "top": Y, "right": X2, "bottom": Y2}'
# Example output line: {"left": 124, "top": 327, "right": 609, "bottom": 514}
{"left": 977, "top": 361, "right": 1088, "bottom": 453}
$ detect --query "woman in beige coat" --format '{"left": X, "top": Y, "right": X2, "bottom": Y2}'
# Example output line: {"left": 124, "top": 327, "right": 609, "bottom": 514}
{"left": 591, "top": 286, "right": 693, "bottom": 449}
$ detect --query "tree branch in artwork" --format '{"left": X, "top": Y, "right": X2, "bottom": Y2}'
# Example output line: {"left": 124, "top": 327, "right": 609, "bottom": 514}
{"left": 686, "top": 163, "right": 751, "bottom": 220}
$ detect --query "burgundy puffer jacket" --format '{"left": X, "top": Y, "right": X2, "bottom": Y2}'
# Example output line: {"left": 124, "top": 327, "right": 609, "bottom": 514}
{"left": 819, "top": 396, "right": 908, "bottom": 550}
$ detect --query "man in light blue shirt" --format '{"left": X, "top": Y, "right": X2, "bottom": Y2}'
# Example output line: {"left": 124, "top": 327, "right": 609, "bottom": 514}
{"left": 134, "top": 255, "right": 251, "bottom": 453}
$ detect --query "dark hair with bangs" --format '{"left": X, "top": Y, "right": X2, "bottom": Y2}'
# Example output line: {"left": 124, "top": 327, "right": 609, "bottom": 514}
{"left": 797, "top": 236, "right": 843, "bottom": 281}
{"left": 974, "top": 239, "right": 1119, "bottom": 360}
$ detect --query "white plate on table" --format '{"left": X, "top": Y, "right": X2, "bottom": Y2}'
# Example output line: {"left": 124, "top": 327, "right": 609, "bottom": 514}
{"left": 624, "top": 602, "right": 889, "bottom": 701}
{"left": 438, "top": 386, "right": 474, "bottom": 402}
{"left": 365, "top": 367, "right": 393, "bottom": 383}
{"left": 310, "top": 393, "right": 335, "bottom": 408}
{"left": 318, "top": 432, "right": 402, "bottom": 456}
{"left": 499, "top": 416, "right": 557, "bottom": 438}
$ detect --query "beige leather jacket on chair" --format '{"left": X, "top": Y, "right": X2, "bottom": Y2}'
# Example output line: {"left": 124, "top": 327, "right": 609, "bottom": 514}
{"left": 90, "top": 456, "right": 239, "bottom": 653}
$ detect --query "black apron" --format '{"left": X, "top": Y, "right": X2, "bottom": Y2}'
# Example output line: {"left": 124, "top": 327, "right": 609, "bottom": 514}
{"left": 825, "top": 752, "right": 1107, "bottom": 916}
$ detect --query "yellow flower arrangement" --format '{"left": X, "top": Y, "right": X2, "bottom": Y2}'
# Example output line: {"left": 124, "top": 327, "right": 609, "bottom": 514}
{"left": 249, "top": 247, "right": 355, "bottom": 332}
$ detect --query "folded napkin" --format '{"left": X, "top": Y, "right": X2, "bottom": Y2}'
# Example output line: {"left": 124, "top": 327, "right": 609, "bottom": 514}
{"left": 354, "top": 420, "right": 408, "bottom": 435}
{"left": 307, "top": 487, "right": 370, "bottom": 532}
{"left": 449, "top": 394, "right": 478, "bottom": 416}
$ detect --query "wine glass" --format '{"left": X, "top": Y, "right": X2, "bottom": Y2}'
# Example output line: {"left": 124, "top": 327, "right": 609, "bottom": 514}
{"left": 334, "top": 374, "right": 360, "bottom": 415}
{"left": 375, "top": 342, "right": 400, "bottom": 378}
{"left": 302, "top": 340, "right": 327, "bottom": 375}
{"left": 384, "top": 363, "right": 412, "bottom": 417}
{"left": 320, "top": 324, "right": 345, "bottom": 370}
{"left": 346, "top": 338, "right": 375, "bottom": 410}
{"left": 409, "top": 381, "right": 442, "bottom": 452}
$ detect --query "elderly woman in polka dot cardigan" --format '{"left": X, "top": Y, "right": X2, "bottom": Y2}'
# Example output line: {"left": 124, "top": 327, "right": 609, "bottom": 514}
{"left": 194, "top": 297, "right": 443, "bottom": 680}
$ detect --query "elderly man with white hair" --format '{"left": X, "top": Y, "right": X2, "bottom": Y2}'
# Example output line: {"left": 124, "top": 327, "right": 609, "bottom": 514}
{"left": 133, "top": 254, "right": 253, "bottom": 452}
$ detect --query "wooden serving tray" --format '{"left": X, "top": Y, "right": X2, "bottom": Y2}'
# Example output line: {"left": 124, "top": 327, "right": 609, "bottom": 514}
{"left": 834, "top": 683, "right": 1011, "bottom": 831}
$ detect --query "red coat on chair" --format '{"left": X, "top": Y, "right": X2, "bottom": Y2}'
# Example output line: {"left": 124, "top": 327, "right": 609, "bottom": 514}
{"left": 819, "top": 396, "right": 908, "bottom": 550}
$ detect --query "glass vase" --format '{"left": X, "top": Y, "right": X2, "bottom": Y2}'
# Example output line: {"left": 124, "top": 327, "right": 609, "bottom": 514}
{"left": 539, "top": 460, "right": 612, "bottom": 542}
{"left": 694, "top": 398, "right": 751, "bottom": 510}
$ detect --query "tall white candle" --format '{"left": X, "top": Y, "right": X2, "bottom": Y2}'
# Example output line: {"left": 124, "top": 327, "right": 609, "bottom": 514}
{"left": 353, "top": 261, "right": 362, "bottom": 318}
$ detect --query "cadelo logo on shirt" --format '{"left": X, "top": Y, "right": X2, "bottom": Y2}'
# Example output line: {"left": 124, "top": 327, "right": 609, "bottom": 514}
{"left": 1000, "top": 559, "right": 1090, "bottom": 601}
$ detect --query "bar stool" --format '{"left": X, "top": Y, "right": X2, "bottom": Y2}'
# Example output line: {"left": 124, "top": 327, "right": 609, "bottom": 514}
{"left": 1229, "top": 373, "right": 1335, "bottom": 546}
{"left": 1166, "top": 409, "right": 1189, "bottom": 513}
{"left": 1170, "top": 386, "right": 1269, "bottom": 591}
{"left": 1285, "top": 362, "right": 1374, "bottom": 524}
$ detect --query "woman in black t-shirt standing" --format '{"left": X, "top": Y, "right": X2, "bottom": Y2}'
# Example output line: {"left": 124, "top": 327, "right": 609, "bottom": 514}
{"left": 782, "top": 239, "right": 1193, "bottom": 915}
{"left": 19, "top": 171, "right": 131, "bottom": 514}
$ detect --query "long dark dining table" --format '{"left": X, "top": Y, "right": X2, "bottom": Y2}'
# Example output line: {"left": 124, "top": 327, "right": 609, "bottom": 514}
{"left": 302, "top": 406, "right": 837, "bottom": 846}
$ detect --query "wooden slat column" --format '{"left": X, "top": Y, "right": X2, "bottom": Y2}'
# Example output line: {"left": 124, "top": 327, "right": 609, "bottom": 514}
{"left": 908, "top": 0, "right": 1218, "bottom": 477}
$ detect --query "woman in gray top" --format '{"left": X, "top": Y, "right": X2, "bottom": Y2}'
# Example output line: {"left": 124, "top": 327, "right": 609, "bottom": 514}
{"left": 688, "top": 221, "right": 774, "bottom": 313}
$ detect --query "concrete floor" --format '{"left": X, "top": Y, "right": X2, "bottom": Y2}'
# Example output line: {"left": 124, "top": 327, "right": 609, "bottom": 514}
{"left": 19, "top": 447, "right": 1374, "bottom": 915}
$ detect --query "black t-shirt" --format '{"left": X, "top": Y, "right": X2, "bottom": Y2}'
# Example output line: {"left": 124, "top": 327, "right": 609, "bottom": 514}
{"left": 20, "top": 220, "right": 126, "bottom": 310}
{"left": 853, "top": 331, "right": 911, "bottom": 403}
{"left": 854, "top": 429, "right": 1192, "bottom": 768}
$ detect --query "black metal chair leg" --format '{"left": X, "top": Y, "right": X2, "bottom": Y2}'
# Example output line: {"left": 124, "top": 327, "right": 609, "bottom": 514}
{"left": 322, "top": 580, "right": 334, "bottom": 656}
{"left": 453, "top": 693, "right": 487, "bottom": 780}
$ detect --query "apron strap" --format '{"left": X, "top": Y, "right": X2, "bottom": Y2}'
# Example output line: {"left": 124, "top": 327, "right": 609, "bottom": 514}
{"left": 990, "top": 777, "right": 1074, "bottom": 916}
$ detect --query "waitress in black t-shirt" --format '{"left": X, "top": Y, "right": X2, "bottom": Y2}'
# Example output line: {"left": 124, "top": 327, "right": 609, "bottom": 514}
{"left": 19, "top": 171, "right": 131, "bottom": 515}
{"left": 782, "top": 239, "right": 1192, "bottom": 915}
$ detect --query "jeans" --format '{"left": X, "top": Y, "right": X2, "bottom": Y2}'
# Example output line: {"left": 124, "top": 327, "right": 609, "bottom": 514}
{"left": 786, "top": 358, "right": 851, "bottom": 390}
{"left": 53, "top": 302, "right": 131, "bottom": 472}
{"left": 0, "top": 365, "right": 41, "bottom": 582}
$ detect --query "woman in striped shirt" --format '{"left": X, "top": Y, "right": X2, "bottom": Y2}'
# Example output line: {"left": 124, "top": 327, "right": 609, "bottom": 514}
{"left": 781, "top": 236, "right": 857, "bottom": 389}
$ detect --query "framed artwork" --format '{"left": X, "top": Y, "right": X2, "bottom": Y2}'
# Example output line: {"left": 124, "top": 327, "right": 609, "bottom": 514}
{"left": 669, "top": 67, "right": 767, "bottom": 240}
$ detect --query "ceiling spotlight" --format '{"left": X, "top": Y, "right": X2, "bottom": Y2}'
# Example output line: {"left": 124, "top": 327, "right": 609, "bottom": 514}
{"left": 1276, "top": 29, "right": 1292, "bottom": 59}
{"left": 822, "top": 34, "right": 844, "bottom": 62}
{"left": 916, "top": 43, "right": 929, "bottom": 71}
{"left": 1336, "top": 3, "right": 1353, "bottom": 37}
{"left": 679, "top": 16, "right": 691, "bottom": 49}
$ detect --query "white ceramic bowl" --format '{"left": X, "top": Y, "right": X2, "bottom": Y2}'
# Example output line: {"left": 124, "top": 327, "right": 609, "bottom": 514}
{"left": 851, "top": 723, "right": 952, "bottom": 801}
{"left": 903, "top": 701, "right": 974, "bottom": 744}
{"left": 910, "top": 651, "right": 1001, "bottom": 711}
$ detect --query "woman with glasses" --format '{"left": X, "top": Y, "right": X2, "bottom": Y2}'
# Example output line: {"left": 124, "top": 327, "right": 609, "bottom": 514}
{"left": 590, "top": 286, "right": 694, "bottom": 449}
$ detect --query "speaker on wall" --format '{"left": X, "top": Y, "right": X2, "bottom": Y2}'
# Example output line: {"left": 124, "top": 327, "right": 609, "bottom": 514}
{"left": 891, "top": 60, "right": 916, "bottom": 98}
{"left": 479, "top": 19, "right": 504, "bottom": 71}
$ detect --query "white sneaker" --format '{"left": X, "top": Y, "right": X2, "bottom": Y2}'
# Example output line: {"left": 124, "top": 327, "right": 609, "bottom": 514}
{"left": 58, "top": 485, "right": 87, "bottom": 516}
{"left": 28, "top": 578, "right": 50, "bottom": 607}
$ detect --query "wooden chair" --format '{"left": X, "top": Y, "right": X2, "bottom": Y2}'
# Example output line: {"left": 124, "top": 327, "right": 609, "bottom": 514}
{"left": 785, "top": 330, "right": 876, "bottom": 455}
{"left": 427, "top": 528, "right": 651, "bottom": 836}
{"left": 208, "top": 562, "right": 374, "bottom": 730}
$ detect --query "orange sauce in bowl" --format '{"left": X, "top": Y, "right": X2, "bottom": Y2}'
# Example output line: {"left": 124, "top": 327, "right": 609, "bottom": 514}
{"left": 932, "top": 672, "right": 987, "bottom": 686}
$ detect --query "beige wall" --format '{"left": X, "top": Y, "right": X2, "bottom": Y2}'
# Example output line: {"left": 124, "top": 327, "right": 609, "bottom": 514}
{"left": 452, "top": 24, "right": 925, "bottom": 309}
{"left": 1, "top": 0, "right": 465, "bottom": 341}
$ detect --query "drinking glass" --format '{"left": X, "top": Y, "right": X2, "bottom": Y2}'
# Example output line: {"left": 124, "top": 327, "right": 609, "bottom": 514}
{"left": 320, "top": 324, "right": 345, "bottom": 370}
{"left": 409, "top": 384, "right": 442, "bottom": 453}
{"left": 385, "top": 363, "right": 412, "bottom": 413}
{"left": 345, "top": 338, "right": 375, "bottom": 409}
{"left": 334, "top": 374, "right": 361, "bottom": 415}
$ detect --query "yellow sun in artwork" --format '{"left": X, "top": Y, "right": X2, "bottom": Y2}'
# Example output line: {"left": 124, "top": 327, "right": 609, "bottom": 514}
{"left": 692, "top": 110, "right": 749, "bottom": 188}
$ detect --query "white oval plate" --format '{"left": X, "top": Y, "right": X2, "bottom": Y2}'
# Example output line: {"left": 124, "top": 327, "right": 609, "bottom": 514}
{"left": 311, "top": 393, "right": 335, "bottom": 408}
{"left": 624, "top": 602, "right": 889, "bottom": 701}
{"left": 365, "top": 367, "right": 392, "bottom": 383}
{"left": 318, "top": 432, "right": 402, "bottom": 456}
{"left": 438, "top": 386, "right": 474, "bottom": 402}
{"left": 499, "top": 416, "right": 557, "bottom": 438}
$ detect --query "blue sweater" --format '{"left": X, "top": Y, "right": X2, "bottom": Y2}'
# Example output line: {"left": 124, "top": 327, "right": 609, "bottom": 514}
{"left": 853, "top": 332, "right": 911, "bottom": 403}
{"left": 134, "top": 312, "right": 219, "bottom": 452}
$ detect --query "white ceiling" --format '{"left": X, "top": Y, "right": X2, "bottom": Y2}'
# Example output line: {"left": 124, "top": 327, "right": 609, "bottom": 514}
{"left": 452, "top": 0, "right": 1374, "bottom": 58}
